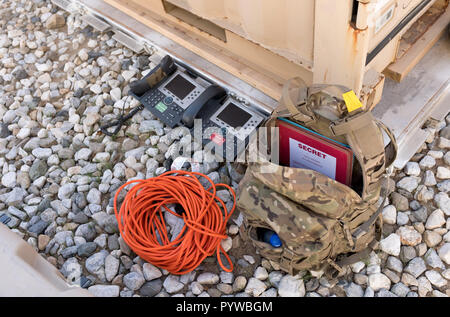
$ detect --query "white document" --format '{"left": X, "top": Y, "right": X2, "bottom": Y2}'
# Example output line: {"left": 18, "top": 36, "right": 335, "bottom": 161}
{"left": 289, "top": 138, "right": 337, "bottom": 180}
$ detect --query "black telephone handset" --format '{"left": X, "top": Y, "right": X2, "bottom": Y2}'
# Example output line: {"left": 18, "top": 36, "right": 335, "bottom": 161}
{"left": 129, "top": 55, "right": 177, "bottom": 96}
{"left": 181, "top": 85, "right": 226, "bottom": 128}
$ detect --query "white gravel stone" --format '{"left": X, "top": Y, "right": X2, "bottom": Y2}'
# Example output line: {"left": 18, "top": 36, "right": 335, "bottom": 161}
{"left": 58, "top": 183, "right": 76, "bottom": 200}
{"left": 197, "top": 273, "right": 219, "bottom": 284}
{"left": 104, "top": 255, "right": 120, "bottom": 282}
{"left": 163, "top": 275, "right": 184, "bottom": 294}
{"left": 1, "top": 172, "right": 16, "bottom": 188}
{"left": 220, "top": 236, "right": 232, "bottom": 253}
{"left": 382, "top": 205, "right": 397, "bottom": 225}
{"left": 438, "top": 243, "right": 450, "bottom": 265}
{"left": 425, "top": 209, "right": 446, "bottom": 229}
{"left": 424, "top": 170, "right": 437, "bottom": 186}
{"left": 396, "top": 226, "right": 422, "bottom": 246}
{"left": 254, "top": 267, "right": 269, "bottom": 280}
{"left": 142, "top": 263, "right": 162, "bottom": 281}
{"left": 243, "top": 255, "right": 255, "bottom": 264}
{"left": 434, "top": 192, "right": 450, "bottom": 215}
{"left": 425, "top": 270, "right": 447, "bottom": 288}
{"left": 88, "top": 285, "right": 120, "bottom": 297}
{"left": 278, "top": 275, "right": 305, "bottom": 297}
{"left": 123, "top": 272, "right": 145, "bottom": 291}
{"left": 404, "top": 162, "right": 420, "bottom": 176}
{"left": 368, "top": 273, "right": 391, "bottom": 291}
{"left": 379, "top": 233, "right": 401, "bottom": 256}
{"left": 190, "top": 282, "right": 203, "bottom": 295}
{"left": 419, "top": 155, "right": 436, "bottom": 169}
{"left": 87, "top": 188, "right": 101, "bottom": 205}
{"left": 32, "top": 148, "right": 52, "bottom": 159}
{"left": 110, "top": 87, "right": 122, "bottom": 101}
{"left": 397, "top": 177, "right": 420, "bottom": 192}
{"left": 437, "top": 167, "right": 450, "bottom": 179}
{"left": 245, "top": 277, "right": 267, "bottom": 297}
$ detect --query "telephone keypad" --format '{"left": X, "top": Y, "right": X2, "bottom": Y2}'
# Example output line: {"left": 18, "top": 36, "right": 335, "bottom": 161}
{"left": 140, "top": 90, "right": 184, "bottom": 128}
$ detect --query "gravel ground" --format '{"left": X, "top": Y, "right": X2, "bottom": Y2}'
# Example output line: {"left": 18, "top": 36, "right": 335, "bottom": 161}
{"left": 0, "top": 0, "right": 449, "bottom": 297}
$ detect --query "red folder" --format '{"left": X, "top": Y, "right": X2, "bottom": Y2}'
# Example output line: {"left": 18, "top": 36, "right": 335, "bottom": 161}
{"left": 277, "top": 118, "right": 353, "bottom": 186}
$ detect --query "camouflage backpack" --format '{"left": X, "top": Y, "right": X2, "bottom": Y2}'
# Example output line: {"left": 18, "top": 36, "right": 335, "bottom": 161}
{"left": 237, "top": 78, "right": 398, "bottom": 277}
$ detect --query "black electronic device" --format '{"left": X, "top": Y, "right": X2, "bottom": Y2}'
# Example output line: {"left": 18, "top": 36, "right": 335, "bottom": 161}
{"left": 129, "top": 55, "right": 226, "bottom": 128}
{"left": 195, "top": 96, "right": 266, "bottom": 160}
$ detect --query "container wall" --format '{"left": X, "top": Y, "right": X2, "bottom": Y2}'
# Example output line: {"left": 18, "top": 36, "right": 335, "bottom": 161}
{"left": 165, "top": 0, "right": 315, "bottom": 66}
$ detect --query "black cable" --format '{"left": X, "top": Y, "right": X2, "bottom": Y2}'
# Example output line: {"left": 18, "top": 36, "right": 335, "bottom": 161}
{"left": 99, "top": 95, "right": 144, "bottom": 136}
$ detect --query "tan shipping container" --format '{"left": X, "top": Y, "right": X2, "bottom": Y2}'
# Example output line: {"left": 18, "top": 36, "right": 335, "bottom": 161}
{"left": 103, "top": 0, "right": 449, "bottom": 107}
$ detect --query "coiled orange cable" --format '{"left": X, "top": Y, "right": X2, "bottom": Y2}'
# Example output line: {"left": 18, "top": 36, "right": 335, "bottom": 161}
{"left": 114, "top": 170, "right": 236, "bottom": 275}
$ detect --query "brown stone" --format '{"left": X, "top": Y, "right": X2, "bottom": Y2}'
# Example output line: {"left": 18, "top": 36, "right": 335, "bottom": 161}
{"left": 38, "top": 234, "right": 50, "bottom": 251}
{"left": 45, "top": 14, "right": 66, "bottom": 29}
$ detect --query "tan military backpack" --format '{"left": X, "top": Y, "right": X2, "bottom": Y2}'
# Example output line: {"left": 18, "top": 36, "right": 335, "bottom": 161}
{"left": 237, "top": 78, "right": 398, "bottom": 277}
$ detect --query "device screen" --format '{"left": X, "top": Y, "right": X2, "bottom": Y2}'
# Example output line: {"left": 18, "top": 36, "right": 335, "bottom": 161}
{"left": 217, "top": 103, "right": 252, "bottom": 129}
{"left": 165, "top": 74, "right": 196, "bottom": 100}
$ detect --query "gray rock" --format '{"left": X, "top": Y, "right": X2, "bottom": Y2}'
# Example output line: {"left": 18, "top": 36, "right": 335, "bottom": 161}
{"left": 220, "top": 272, "right": 234, "bottom": 284}
{"left": 397, "top": 176, "right": 419, "bottom": 192}
{"left": 404, "top": 257, "right": 427, "bottom": 278}
{"left": 1, "top": 172, "right": 16, "bottom": 188}
{"left": 438, "top": 243, "right": 450, "bottom": 264}
{"left": 123, "top": 272, "right": 145, "bottom": 291}
{"left": 391, "top": 283, "right": 410, "bottom": 297}
{"left": 390, "top": 192, "right": 409, "bottom": 211}
{"left": 32, "top": 148, "right": 52, "bottom": 160}
{"left": 245, "top": 277, "right": 268, "bottom": 297}
{"left": 424, "top": 231, "right": 442, "bottom": 248}
{"left": 58, "top": 183, "right": 76, "bottom": 200}
{"left": 377, "top": 289, "right": 398, "bottom": 297}
{"left": 27, "top": 220, "right": 49, "bottom": 237}
{"left": 278, "top": 275, "right": 305, "bottom": 297}
{"left": 88, "top": 285, "right": 120, "bottom": 297}
{"left": 105, "top": 254, "right": 120, "bottom": 282}
{"left": 437, "top": 166, "right": 450, "bottom": 179}
{"left": 142, "top": 263, "right": 162, "bottom": 281}
{"left": 344, "top": 282, "right": 364, "bottom": 297}
{"left": 7, "top": 206, "right": 26, "bottom": 220}
{"left": 85, "top": 251, "right": 109, "bottom": 275}
{"left": 77, "top": 242, "right": 98, "bottom": 257}
{"left": 368, "top": 273, "right": 391, "bottom": 291}
{"left": 379, "top": 233, "right": 401, "bottom": 256}
{"left": 434, "top": 192, "right": 450, "bottom": 215}
{"left": 405, "top": 162, "right": 420, "bottom": 176}
{"left": 425, "top": 270, "right": 447, "bottom": 288}
{"left": 425, "top": 209, "right": 446, "bottom": 229}
{"left": 364, "top": 287, "right": 375, "bottom": 297}
{"left": 396, "top": 226, "right": 422, "bottom": 246}
{"left": 91, "top": 212, "right": 119, "bottom": 234}
{"left": 61, "top": 246, "right": 78, "bottom": 258}
{"left": 163, "top": 275, "right": 184, "bottom": 294}
{"left": 254, "top": 266, "right": 269, "bottom": 280}
{"left": 437, "top": 180, "right": 450, "bottom": 192}
{"left": 419, "top": 155, "right": 436, "bottom": 169}
{"left": 396, "top": 212, "right": 410, "bottom": 226}
{"left": 140, "top": 279, "right": 163, "bottom": 297}
{"left": 86, "top": 188, "right": 101, "bottom": 205}
{"left": 75, "top": 223, "right": 97, "bottom": 242}
{"left": 29, "top": 160, "right": 48, "bottom": 181}
{"left": 424, "top": 249, "right": 446, "bottom": 269}
{"left": 382, "top": 205, "right": 397, "bottom": 225}
{"left": 412, "top": 206, "right": 428, "bottom": 223}
{"left": 197, "top": 272, "right": 219, "bottom": 284}
{"left": 418, "top": 276, "right": 433, "bottom": 297}
{"left": 60, "top": 258, "right": 82, "bottom": 281}
{"left": 424, "top": 170, "right": 437, "bottom": 186}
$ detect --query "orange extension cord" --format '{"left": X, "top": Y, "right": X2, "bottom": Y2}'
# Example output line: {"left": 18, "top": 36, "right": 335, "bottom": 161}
{"left": 113, "top": 170, "right": 236, "bottom": 275}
